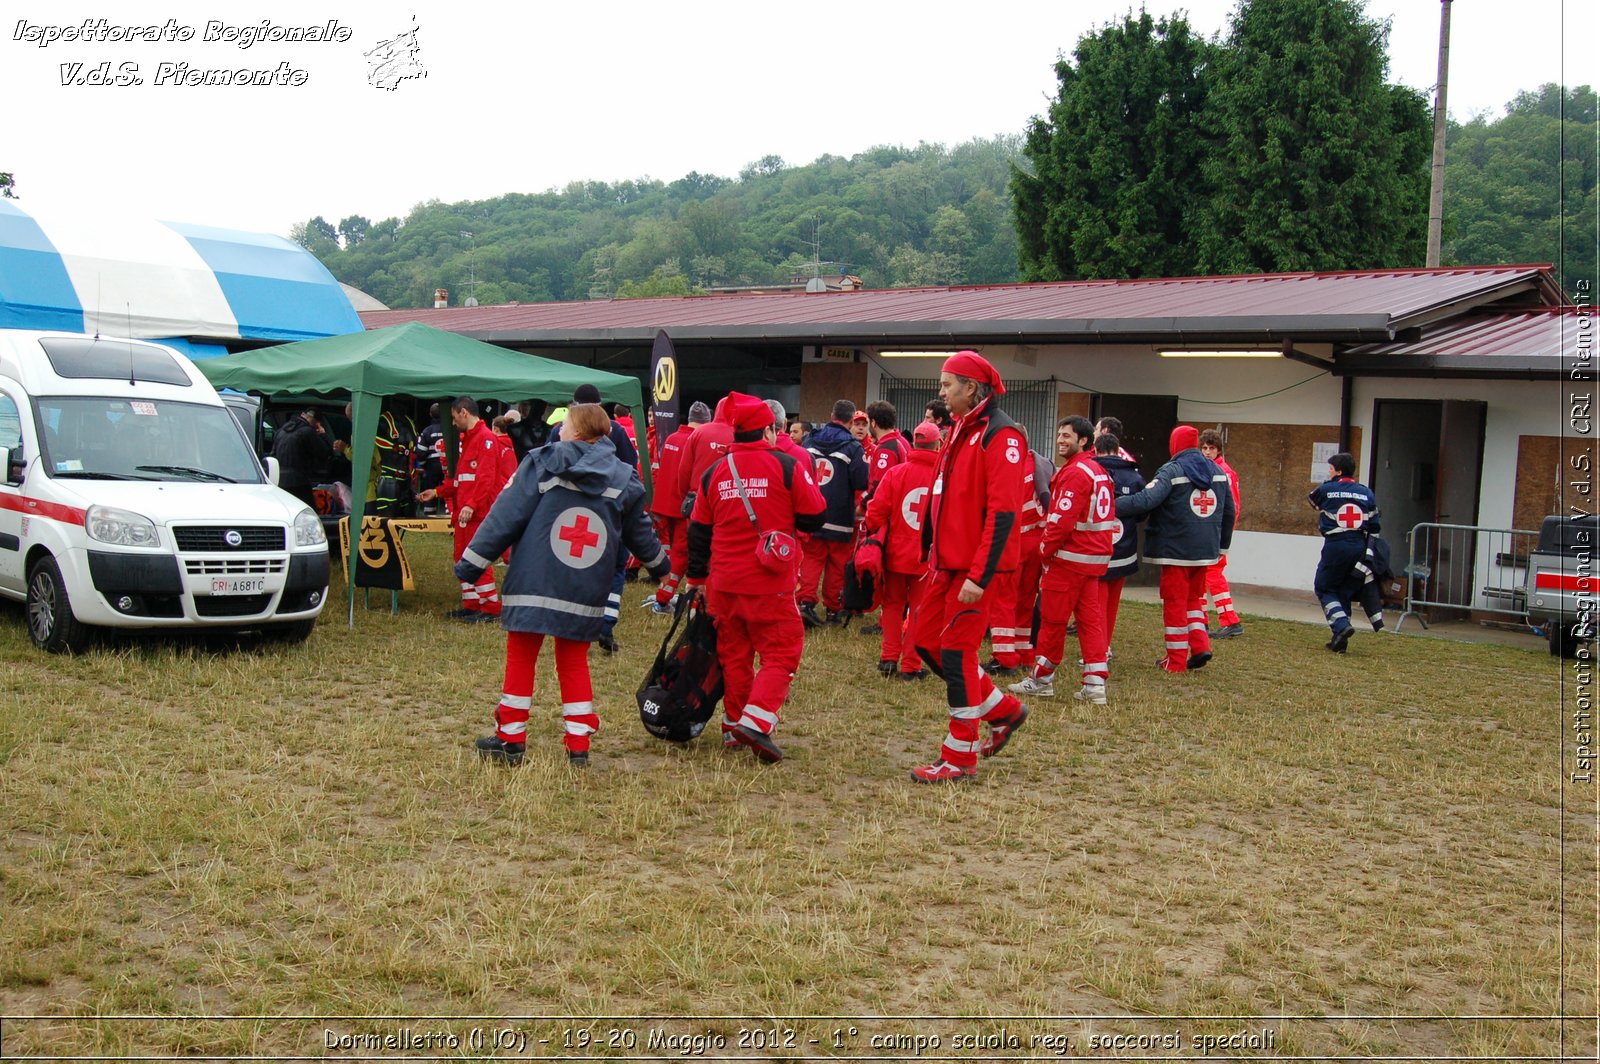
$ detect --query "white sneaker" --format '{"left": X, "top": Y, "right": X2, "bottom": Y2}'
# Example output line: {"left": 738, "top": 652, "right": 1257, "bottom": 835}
{"left": 1008, "top": 674, "right": 1055, "bottom": 698}
{"left": 1073, "top": 684, "right": 1108, "bottom": 705}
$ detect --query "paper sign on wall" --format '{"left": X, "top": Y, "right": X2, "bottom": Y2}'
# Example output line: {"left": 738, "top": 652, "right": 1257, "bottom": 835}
{"left": 1311, "top": 441, "right": 1339, "bottom": 482}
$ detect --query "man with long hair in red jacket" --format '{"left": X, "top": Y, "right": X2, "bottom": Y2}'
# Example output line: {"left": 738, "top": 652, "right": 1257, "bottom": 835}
{"left": 909, "top": 351, "right": 1032, "bottom": 784}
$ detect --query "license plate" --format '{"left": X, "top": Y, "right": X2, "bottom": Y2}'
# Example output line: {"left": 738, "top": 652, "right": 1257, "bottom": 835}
{"left": 211, "top": 577, "right": 267, "bottom": 595}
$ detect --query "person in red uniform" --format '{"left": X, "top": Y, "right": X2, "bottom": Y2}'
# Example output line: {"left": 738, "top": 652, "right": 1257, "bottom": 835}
{"left": 865, "top": 400, "right": 907, "bottom": 493}
{"left": 767, "top": 399, "right": 810, "bottom": 463}
{"left": 416, "top": 397, "right": 514, "bottom": 621}
{"left": 1008, "top": 417, "right": 1116, "bottom": 703}
{"left": 686, "top": 393, "right": 826, "bottom": 763}
{"left": 909, "top": 351, "right": 1032, "bottom": 784}
{"left": 981, "top": 452, "right": 1047, "bottom": 677}
{"left": 675, "top": 396, "right": 736, "bottom": 523}
{"left": 648, "top": 401, "right": 712, "bottom": 612}
{"left": 1199, "top": 429, "right": 1244, "bottom": 638}
{"left": 864, "top": 420, "right": 941, "bottom": 678}
{"left": 850, "top": 410, "right": 873, "bottom": 462}
{"left": 985, "top": 446, "right": 1051, "bottom": 675}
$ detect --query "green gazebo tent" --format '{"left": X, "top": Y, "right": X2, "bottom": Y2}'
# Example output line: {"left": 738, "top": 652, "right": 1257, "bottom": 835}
{"left": 197, "top": 322, "right": 645, "bottom": 624}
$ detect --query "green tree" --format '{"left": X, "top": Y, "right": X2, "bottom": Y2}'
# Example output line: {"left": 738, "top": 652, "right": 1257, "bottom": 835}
{"left": 888, "top": 244, "right": 963, "bottom": 287}
{"left": 297, "top": 134, "right": 1027, "bottom": 305}
{"left": 289, "top": 216, "right": 340, "bottom": 259}
{"left": 0, "top": 172, "right": 15, "bottom": 199}
{"left": 617, "top": 260, "right": 694, "bottom": 298}
{"left": 337, "top": 214, "right": 371, "bottom": 248}
{"left": 1443, "top": 83, "right": 1597, "bottom": 297}
{"left": 1012, "top": 11, "right": 1213, "bottom": 280}
{"left": 1196, "top": 0, "right": 1430, "bottom": 272}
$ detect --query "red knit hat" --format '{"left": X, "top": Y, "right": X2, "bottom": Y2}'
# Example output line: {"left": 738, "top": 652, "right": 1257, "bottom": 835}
{"left": 1169, "top": 425, "right": 1199, "bottom": 456}
{"left": 941, "top": 350, "right": 1006, "bottom": 397}
{"left": 728, "top": 392, "right": 775, "bottom": 433}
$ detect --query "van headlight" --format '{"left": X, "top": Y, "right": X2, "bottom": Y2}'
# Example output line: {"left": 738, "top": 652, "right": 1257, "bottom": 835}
{"left": 86, "top": 505, "right": 161, "bottom": 548}
{"left": 293, "top": 508, "right": 327, "bottom": 547}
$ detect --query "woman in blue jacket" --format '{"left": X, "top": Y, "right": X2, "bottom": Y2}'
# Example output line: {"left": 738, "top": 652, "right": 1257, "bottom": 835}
{"left": 456, "top": 403, "right": 670, "bottom": 767}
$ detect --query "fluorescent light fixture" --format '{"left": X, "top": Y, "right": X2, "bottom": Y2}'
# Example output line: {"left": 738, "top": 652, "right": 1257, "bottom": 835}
{"left": 879, "top": 350, "right": 958, "bottom": 358}
{"left": 1159, "top": 349, "right": 1281, "bottom": 359}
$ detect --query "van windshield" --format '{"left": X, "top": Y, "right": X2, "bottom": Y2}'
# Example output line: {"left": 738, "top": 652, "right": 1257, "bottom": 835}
{"left": 36, "top": 397, "right": 265, "bottom": 484}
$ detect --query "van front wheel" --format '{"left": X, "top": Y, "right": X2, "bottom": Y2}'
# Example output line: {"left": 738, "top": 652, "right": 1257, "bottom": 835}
{"left": 27, "top": 555, "right": 90, "bottom": 654}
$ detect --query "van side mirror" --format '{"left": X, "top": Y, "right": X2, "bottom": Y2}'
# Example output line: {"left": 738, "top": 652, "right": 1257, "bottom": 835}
{"left": 0, "top": 447, "right": 18, "bottom": 486}
{"left": 264, "top": 455, "right": 281, "bottom": 486}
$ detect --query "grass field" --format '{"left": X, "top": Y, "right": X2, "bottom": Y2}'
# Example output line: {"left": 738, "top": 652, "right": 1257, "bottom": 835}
{"left": 0, "top": 533, "right": 1593, "bottom": 1060}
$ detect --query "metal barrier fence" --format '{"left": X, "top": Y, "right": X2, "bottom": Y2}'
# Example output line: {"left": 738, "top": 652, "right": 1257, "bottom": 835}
{"left": 1395, "top": 521, "right": 1541, "bottom": 632}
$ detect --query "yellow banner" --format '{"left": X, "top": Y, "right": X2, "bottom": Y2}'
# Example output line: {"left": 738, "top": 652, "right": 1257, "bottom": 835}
{"left": 336, "top": 516, "right": 416, "bottom": 591}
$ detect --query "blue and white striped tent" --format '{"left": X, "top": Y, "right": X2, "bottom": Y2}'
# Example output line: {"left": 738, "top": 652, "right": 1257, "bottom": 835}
{"left": 0, "top": 201, "right": 362, "bottom": 356}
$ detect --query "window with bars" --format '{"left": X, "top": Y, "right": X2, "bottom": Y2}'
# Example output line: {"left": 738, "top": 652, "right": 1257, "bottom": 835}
{"left": 878, "top": 376, "right": 1059, "bottom": 456}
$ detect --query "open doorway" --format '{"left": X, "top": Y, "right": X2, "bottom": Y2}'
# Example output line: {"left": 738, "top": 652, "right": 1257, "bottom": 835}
{"left": 1093, "top": 393, "right": 1179, "bottom": 587}
{"left": 1370, "top": 399, "right": 1486, "bottom": 615}
{"left": 1093, "top": 393, "right": 1179, "bottom": 480}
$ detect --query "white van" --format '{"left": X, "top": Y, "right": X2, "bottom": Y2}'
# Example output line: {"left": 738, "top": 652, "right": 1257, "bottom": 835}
{"left": 0, "top": 330, "right": 329, "bottom": 652}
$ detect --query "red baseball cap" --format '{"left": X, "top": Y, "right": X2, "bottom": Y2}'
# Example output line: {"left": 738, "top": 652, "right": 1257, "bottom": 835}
{"left": 912, "top": 421, "right": 942, "bottom": 445}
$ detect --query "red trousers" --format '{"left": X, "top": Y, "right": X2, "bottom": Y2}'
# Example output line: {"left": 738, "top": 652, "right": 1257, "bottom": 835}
{"left": 798, "top": 537, "right": 852, "bottom": 611}
{"left": 985, "top": 568, "right": 1020, "bottom": 666}
{"left": 1206, "top": 553, "right": 1240, "bottom": 625}
{"left": 1159, "top": 565, "right": 1212, "bottom": 671}
{"left": 709, "top": 588, "right": 805, "bottom": 736}
{"left": 653, "top": 514, "right": 686, "bottom": 604}
{"left": 996, "top": 546, "right": 1043, "bottom": 668}
{"left": 911, "top": 571, "right": 1025, "bottom": 769}
{"left": 877, "top": 570, "right": 930, "bottom": 673}
{"left": 454, "top": 519, "right": 500, "bottom": 615}
{"left": 1035, "top": 566, "right": 1109, "bottom": 693}
{"left": 495, "top": 632, "right": 594, "bottom": 752}
{"left": 1100, "top": 577, "right": 1127, "bottom": 643}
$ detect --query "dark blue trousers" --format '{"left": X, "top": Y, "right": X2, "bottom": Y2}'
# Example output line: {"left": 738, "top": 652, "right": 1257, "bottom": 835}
{"left": 1314, "top": 537, "right": 1366, "bottom": 634}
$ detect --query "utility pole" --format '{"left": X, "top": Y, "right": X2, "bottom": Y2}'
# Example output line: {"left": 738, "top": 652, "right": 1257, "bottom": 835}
{"left": 1425, "top": 0, "right": 1453, "bottom": 267}
{"left": 459, "top": 231, "right": 482, "bottom": 307}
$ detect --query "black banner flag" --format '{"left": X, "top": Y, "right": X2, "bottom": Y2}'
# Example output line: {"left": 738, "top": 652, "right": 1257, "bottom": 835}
{"left": 649, "top": 330, "right": 679, "bottom": 459}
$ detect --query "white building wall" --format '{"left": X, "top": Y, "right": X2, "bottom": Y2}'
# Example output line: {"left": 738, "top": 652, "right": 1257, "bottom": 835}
{"left": 1349, "top": 376, "right": 1562, "bottom": 611}
{"left": 862, "top": 345, "right": 1563, "bottom": 599}
{"left": 866, "top": 344, "right": 1344, "bottom": 424}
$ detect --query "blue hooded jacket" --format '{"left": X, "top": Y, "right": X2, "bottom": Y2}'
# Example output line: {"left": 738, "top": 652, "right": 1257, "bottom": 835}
{"left": 1114, "top": 428, "right": 1235, "bottom": 566}
{"left": 805, "top": 421, "right": 867, "bottom": 541}
{"left": 455, "top": 436, "right": 668, "bottom": 640}
{"left": 1096, "top": 451, "right": 1145, "bottom": 580}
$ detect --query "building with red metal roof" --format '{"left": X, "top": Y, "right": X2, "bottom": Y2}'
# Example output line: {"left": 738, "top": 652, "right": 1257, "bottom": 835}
{"left": 358, "top": 265, "right": 1584, "bottom": 602}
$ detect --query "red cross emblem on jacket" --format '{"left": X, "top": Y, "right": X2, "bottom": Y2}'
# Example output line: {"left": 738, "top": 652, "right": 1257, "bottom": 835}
{"left": 551, "top": 507, "right": 607, "bottom": 568}
{"left": 901, "top": 485, "right": 929, "bottom": 531}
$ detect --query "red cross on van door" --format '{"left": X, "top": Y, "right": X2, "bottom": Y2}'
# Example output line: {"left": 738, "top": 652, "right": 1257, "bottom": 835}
{"left": 550, "top": 506, "right": 608, "bottom": 569}
{"left": 1336, "top": 503, "right": 1365, "bottom": 530}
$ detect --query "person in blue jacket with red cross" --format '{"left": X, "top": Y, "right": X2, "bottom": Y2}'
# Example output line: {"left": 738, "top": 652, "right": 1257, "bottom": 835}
{"left": 1309, "top": 451, "right": 1381, "bottom": 654}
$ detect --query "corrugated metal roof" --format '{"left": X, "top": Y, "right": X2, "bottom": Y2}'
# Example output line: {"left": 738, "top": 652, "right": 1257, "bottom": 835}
{"left": 1344, "top": 306, "right": 1583, "bottom": 358}
{"left": 360, "top": 265, "right": 1563, "bottom": 346}
{"left": 1340, "top": 307, "right": 1584, "bottom": 379}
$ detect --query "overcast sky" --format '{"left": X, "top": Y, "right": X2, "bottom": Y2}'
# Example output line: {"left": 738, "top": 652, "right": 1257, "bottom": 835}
{"left": 3, "top": 1, "right": 1594, "bottom": 238}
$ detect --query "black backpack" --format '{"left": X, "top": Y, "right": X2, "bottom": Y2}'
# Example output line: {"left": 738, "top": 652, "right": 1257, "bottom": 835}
{"left": 637, "top": 589, "right": 724, "bottom": 743}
